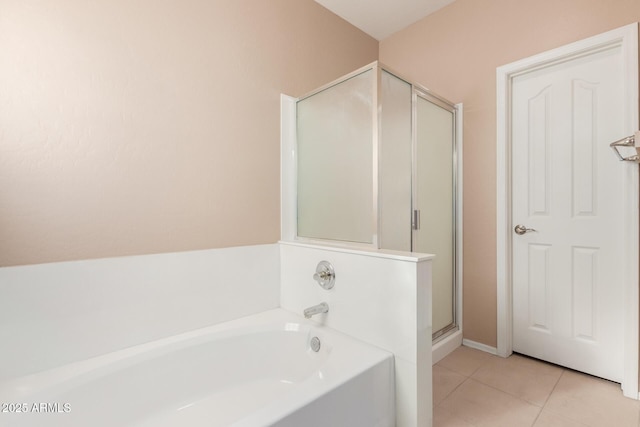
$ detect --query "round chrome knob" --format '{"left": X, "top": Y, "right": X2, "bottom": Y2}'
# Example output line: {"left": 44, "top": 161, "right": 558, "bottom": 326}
{"left": 313, "top": 261, "right": 335, "bottom": 290}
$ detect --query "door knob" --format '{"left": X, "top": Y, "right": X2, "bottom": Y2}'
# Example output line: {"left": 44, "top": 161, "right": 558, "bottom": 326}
{"left": 514, "top": 224, "right": 537, "bottom": 235}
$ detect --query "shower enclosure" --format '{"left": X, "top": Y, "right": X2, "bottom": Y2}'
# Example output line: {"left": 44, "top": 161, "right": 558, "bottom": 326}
{"left": 286, "top": 62, "right": 460, "bottom": 342}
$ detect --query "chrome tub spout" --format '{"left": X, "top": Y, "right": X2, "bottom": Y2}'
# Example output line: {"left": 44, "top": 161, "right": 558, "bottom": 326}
{"left": 304, "top": 302, "right": 329, "bottom": 319}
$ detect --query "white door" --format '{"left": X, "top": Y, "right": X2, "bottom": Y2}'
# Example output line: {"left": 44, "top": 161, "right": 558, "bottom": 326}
{"left": 511, "top": 37, "right": 634, "bottom": 382}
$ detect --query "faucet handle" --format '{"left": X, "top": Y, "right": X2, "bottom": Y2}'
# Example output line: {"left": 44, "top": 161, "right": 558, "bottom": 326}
{"left": 313, "top": 261, "right": 335, "bottom": 290}
{"left": 313, "top": 271, "right": 330, "bottom": 281}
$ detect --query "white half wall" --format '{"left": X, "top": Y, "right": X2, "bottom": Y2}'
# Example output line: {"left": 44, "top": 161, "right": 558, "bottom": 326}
{"left": 0, "top": 244, "right": 280, "bottom": 381}
{"left": 279, "top": 241, "right": 433, "bottom": 427}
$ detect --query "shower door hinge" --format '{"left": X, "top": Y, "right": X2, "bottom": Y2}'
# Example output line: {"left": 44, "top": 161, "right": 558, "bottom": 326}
{"left": 412, "top": 210, "right": 421, "bottom": 230}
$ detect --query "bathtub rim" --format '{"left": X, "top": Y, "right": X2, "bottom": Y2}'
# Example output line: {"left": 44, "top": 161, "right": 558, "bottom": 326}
{"left": 0, "top": 308, "right": 394, "bottom": 404}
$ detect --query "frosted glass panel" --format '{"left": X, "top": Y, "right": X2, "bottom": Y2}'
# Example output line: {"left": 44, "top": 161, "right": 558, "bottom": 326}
{"left": 416, "top": 96, "right": 455, "bottom": 334}
{"left": 379, "top": 71, "right": 412, "bottom": 251}
{"left": 297, "top": 70, "right": 374, "bottom": 243}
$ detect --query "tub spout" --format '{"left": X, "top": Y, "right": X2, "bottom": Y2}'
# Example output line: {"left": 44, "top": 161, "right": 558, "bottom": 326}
{"left": 304, "top": 302, "right": 329, "bottom": 319}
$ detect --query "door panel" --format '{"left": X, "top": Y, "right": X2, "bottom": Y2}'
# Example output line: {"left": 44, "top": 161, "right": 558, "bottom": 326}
{"left": 511, "top": 45, "right": 626, "bottom": 382}
{"left": 415, "top": 95, "right": 455, "bottom": 336}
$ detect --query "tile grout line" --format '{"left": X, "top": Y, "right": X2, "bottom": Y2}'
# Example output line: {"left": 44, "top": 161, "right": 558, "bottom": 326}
{"left": 436, "top": 352, "right": 502, "bottom": 405}
{"left": 541, "top": 368, "right": 565, "bottom": 408}
{"left": 434, "top": 376, "right": 479, "bottom": 426}
{"left": 468, "top": 364, "right": 566, "bottom": 409}
{"left": 528, "top": 368, "right": 566, "bottom": 427}
{"left": 466, "top": 355, "right": 549, "bottom": 409}
{"left": 465, "top": 376, "right": 546, "bottom": 411}
{"left": 536, "top": 370, "right": 591, "bottom": 427}
{"left": 433, "top": 363, "right": 472, "bottom": 406}
{"left": 437, "top": 375, "right": 542, "bottom": 427}
{"left": 529, "top": 407, "right": 543, "bottom": 427}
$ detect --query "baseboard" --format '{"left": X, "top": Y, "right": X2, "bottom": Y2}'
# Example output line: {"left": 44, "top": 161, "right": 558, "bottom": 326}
{"left": 462, "top": 339, "right": 499, "bottom": 356}
{"left": 433, "top": 329, "right": 463, "bottom": 364}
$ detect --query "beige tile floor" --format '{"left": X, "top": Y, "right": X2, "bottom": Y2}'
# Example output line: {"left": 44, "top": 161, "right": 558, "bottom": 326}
{"left": 433, "top": 346, "right": 640, "bottom": 427}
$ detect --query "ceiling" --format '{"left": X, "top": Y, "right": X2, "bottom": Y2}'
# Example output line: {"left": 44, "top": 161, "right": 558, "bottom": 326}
{"left": 314, "top": 0, "right": 456, "bottom": 41}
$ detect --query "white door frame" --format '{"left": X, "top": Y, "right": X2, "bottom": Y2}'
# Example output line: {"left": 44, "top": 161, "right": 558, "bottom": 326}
{"left": 496, "top": 23, "right": 639, "bottom": 398}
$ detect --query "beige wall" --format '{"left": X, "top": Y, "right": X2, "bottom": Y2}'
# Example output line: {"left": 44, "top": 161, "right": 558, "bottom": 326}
{"left": 380, "top": 0, "right": 640, "bottom": 347}
{"left": 0, "top": 0, "right": 378, "bottom": 266}
{"left": 6, "top": 0, "right": 637, "bottom": 348}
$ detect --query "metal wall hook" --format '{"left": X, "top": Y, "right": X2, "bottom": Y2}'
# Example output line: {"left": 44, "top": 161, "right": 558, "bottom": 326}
{"left": 313, "top": 261, "right": 335, "bottom": 290}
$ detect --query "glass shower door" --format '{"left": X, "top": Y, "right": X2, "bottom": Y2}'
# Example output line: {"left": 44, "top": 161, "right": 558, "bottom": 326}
{"left": 414, "top": 92, "right": 457, "bottom": 340}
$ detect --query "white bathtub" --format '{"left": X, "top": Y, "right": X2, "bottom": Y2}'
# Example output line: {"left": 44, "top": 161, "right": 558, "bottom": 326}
{"left": 0, "top": 309, "right": 395, "bottom": 427}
